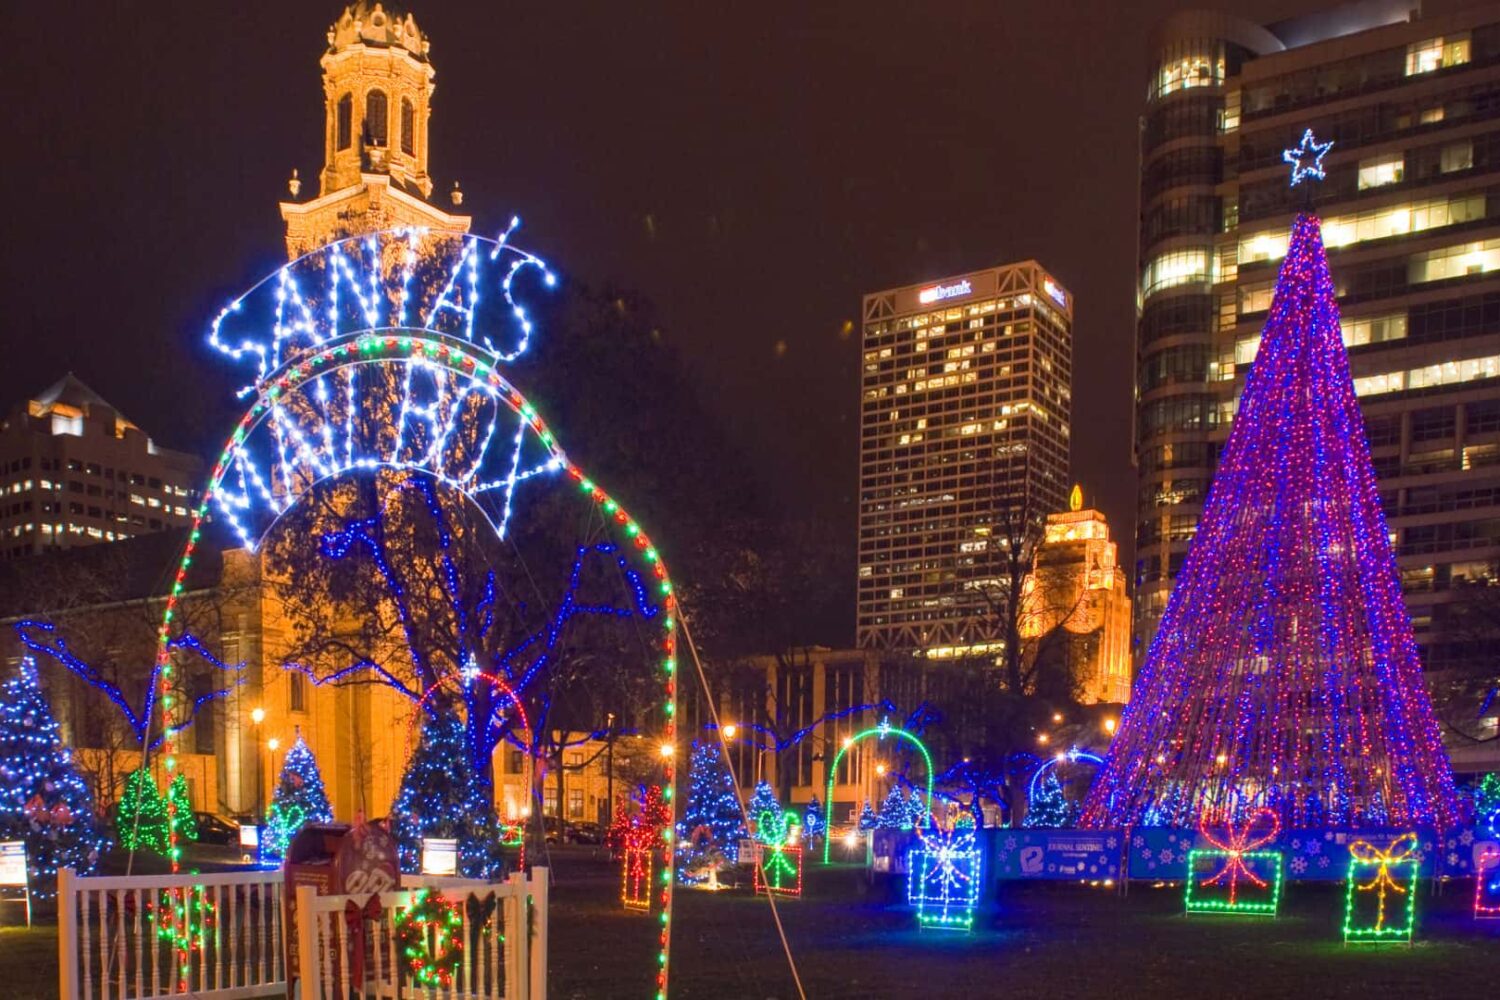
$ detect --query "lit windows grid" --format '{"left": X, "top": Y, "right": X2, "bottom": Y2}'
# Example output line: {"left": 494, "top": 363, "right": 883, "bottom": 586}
{"left": 859, "top": 284, "right": 1070, "bottom": 645}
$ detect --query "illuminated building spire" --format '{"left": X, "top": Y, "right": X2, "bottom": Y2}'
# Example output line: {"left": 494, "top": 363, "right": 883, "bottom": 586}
{"left": 280, "top": 2, "right": 469, "bottom": 257}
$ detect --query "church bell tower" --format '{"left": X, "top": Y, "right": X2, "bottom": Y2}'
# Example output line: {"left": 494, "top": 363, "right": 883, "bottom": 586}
{"left": 280, "top": 2, "right": 470, "bottom": 258}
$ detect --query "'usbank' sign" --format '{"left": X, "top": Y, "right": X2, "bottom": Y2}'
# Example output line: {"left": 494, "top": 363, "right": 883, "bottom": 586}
{"left": 917, "top": 280, "right": 972, "bottom": 305}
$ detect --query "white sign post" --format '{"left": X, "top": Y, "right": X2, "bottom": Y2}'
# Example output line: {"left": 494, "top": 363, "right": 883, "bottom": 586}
{"left": 0, "top": 841, "right": 31, "bottom": 926}
{"left": 238, "top": 824, "right": 260, "bottom": 864}
{"left": 421, "top": 837, "right": 458, "bottom": 876}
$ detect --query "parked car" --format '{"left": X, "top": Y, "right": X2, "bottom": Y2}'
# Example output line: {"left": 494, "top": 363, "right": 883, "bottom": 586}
{"left": 568, "top": 822, "right": 601, "bottom": 845}
{"left": 194, "top": 812, "right": 241, "bottom": 846}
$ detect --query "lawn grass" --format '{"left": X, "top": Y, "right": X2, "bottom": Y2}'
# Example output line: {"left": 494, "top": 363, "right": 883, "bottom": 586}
{"left": 8, "top": 849, "right": 1498, "bottom": 999}
{"left": 544, "top": 850, "right": 1500, "bottom": 999}
{"left": 0, "top": 925, "right": 59, "bottom": 1000}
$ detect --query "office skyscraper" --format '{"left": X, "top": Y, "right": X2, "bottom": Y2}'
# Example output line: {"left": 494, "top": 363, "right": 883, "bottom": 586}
{"left": 859, "top": 262, "right": 1073, "bottom": 652}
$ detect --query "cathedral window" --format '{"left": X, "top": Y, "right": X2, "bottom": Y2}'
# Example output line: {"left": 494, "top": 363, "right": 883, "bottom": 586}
{"left": 401, "top": 98, "right": 415, "bottom": 155}
{"left": 365, "top": 89, "right": 389, "bottom": 147}
{"left": 336, "top": 93, "right": 353, "bottom": 150}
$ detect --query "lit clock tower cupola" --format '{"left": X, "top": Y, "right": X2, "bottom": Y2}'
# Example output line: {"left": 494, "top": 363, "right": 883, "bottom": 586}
{"left": 280, "top": 1, "right": 470, "bottom": 258}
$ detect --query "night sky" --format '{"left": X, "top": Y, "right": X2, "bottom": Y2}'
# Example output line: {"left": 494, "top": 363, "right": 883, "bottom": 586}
{"left": 3, "top": 0, "right": 1287, "bottom": 616}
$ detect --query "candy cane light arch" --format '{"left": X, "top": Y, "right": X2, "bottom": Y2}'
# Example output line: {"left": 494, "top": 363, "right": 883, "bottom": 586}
{"left": 822, "top": 719, "right": 934, "bottom": 864}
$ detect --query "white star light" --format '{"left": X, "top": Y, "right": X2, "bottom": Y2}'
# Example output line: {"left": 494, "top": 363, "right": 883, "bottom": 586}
{"left": 1283, "top": 128, "right": 1334, "bottom": 187}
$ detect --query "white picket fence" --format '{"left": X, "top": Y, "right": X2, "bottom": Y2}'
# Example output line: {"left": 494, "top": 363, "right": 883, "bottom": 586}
{"left": 57, "top": 868, "right": 549, "bottom": 1000}
{"left": 57, "top": 867, "right": 286, "bottom": 999}
{"left": 295, "top": 870, "right": 547, "bottom": 1000}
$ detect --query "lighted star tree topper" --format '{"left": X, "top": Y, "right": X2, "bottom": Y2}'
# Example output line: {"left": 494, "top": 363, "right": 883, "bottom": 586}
{"left": 1081, "top": 134, "right": 1460, "bottom": 830}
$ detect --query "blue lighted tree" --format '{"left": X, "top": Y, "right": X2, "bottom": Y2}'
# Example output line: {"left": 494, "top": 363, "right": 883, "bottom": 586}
{"left": 1024, "top": 767, "right": 1072, "bottom": 828}
{"left": 876, "top": 784, "right": 909, "bottom": 830}
{"left": 391, "top": 711, "right": 511, "bottom": 878}
{"left": 803, "top": 796, "right": 825, "bottom": 841}
{"left": 858, "top": 800, "right": 877, "bottom": 832}
{"left": 747, "top": 781, "right": 781, "bottom": 825}
{"left": 677, "top": 740, "right": 746, "bottom": 879}
{"left": 0, "top": 658, "right": 109, "bottom": 894}
{"left": 261, "top": 734, "right": 333, "bottom": 862}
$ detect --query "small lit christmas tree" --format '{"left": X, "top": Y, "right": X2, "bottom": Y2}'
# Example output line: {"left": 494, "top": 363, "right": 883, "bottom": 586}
{"left": 876, "top": 784, "right": 910, "bottom": 830}
{"left": 858, "top": 800, "right": 877, "bottom": 832}
{"left": 391, "top": 712, "right": 506, "bottom": 877}
{"left": 747, "top": 781, "right": 780, "bottom": 824}
{"left": 0, "top": 658, "right": 109, "bottom": 893}
{"left": 1024, "top": 767, "right": 1072, "bottom": 828}
{"left": 803, "top": 796, "right": 825, "bottom": 840}
{"left": 165, "top": 772, "right": 198, "bottom": 845}
{"left": 116, "top": 768, "right": 169, "bottom": 854}
{"left": 677, "top": 740, "right": 746, "bottom": 879}
{"left": 907, "top": 788, "right": 930, "bottom": 829}
{"left": 261, "top": 733, "right": 333, "bottom": 863}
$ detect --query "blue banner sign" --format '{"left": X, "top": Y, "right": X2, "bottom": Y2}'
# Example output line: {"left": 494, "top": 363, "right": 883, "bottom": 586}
{"left": 1127, "top": 827, "right": 1491, "bottom": 881}
{"left": 988, "top": 826, "right": 1496, "bottom": 882}
{"left": 992, "top": 830, "right": 1122, "bottom": 880}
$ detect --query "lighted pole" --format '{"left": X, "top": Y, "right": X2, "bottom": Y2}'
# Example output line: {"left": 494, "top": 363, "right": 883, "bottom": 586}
{"left": 604, "top": 711, "right": 615, "bottom": 831}
{"left": 267, "top": 736, "right": 281, "bottom": 805}
{"left": 250, "top": 707, "right": 265, "bottom": 819}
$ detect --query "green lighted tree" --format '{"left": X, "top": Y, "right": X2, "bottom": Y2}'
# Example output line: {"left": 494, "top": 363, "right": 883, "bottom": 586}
{"left": 165, "top": 772, "right": 198, "bottom": 844}
{"left": 115, "top": 768, "right": 168, "bottom": 854}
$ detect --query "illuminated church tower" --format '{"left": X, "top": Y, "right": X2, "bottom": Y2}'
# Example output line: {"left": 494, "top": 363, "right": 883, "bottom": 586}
{"left": 280, "top": 1, "right": 470, "bottom": 257}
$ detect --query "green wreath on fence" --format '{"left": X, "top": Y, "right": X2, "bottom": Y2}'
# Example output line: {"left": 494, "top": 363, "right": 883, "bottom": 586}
{"left": 395, "top": 888, "right": 465, "bottom": 988}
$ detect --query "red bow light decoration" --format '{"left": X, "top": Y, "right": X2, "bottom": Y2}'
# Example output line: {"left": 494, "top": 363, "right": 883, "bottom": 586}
{"left": 1198, "top": 807, "right": 1280, "bottom": 905}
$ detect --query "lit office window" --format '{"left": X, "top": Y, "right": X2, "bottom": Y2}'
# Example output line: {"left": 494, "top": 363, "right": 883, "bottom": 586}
{"left": 1354, "top": 354, "right": 1500, "bottom": 397}
{"left": 1357, "top": 154, "right": 1404, "bottom": 190}
{"left": 1153, "top": 42, "right": 1224, "bottom": 98}
{"left": 1239, "top": 195, "right": 1486, "bottom": 264}
{"left": 1441, "top": 140, "right": 1473, "bottom": 174}
{"left": 1409, "top": 239, "right": 1500, "bottom": 284}
{"left": 1141, "top": 249, "right": 1213, "bottom": 297}
{"left": 1405, "top": 34, "right": 1470, "bottom": 76}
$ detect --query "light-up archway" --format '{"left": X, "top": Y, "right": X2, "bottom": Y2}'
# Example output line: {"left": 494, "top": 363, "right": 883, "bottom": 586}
{"left": 148, "top": 229, "right": 682, "bottom": 999}
{"left": 822, "top": 719, "right": 935, "bottom": 863}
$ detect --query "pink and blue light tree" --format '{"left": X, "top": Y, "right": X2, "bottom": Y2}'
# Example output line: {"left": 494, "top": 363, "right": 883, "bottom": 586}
{"left": 1082, "top": 138, "right": 1460, "bottom": 831}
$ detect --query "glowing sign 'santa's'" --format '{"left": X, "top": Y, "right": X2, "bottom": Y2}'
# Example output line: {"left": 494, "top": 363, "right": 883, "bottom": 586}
{"left": 918, "top": 279, "right": 973, "bottom": 304}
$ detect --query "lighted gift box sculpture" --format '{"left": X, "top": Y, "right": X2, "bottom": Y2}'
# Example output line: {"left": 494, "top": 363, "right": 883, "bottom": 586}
{"left": 907, "top": 816, "right": 982, "bottom": 930}
{"left": 1343, "top": 833, "right": 1421, "bottom": 942}
{"left": 613, "top": 787, "right": 670, "bottom": 911}
{"left": 1184, "top": 808, "right": 1284, "bottom": 916}
{"left": 753, "top": 810, "right": 803, "bottom": 897}
{"left": 1477, "top": 845, "right": 1500, "bottom": 919}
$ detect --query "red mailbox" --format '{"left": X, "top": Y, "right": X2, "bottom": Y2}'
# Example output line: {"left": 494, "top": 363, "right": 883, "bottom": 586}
{"left": 282, "top": 822, "right": 399, "bottom": 997}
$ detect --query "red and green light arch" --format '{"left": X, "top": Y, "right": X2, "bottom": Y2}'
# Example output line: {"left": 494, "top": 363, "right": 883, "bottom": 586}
{"left": 149, "top": 331, "right": 681, "bottom": 997}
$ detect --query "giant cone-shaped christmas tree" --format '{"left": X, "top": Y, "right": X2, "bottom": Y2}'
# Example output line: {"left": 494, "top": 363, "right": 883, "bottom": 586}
{"left": 1083, "top": 207, "right": 1460, "bottom": 830}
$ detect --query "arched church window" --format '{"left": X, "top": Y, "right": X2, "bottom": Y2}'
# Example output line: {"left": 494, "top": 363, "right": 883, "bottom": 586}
{"left": 366, "top": 90, "right": 389, "bottom": 147}
{"left": 401, "top": 98, "right": 415, "bottom": 155}
{"left": 336, "top": 93, "right": 353, "bottom": 150}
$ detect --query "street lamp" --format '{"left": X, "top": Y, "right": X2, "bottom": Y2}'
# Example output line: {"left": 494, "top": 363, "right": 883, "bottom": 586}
{"left": 1104, "top": 717, "right": 1117, "bottom": 735}
{"left": 721, "top": 723, "right": 737, "bottom": 741}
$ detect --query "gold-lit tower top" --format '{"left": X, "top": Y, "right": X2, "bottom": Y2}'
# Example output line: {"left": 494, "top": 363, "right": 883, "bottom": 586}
{"left": 281, "top": 2, "right": 470, "bottom": 258}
